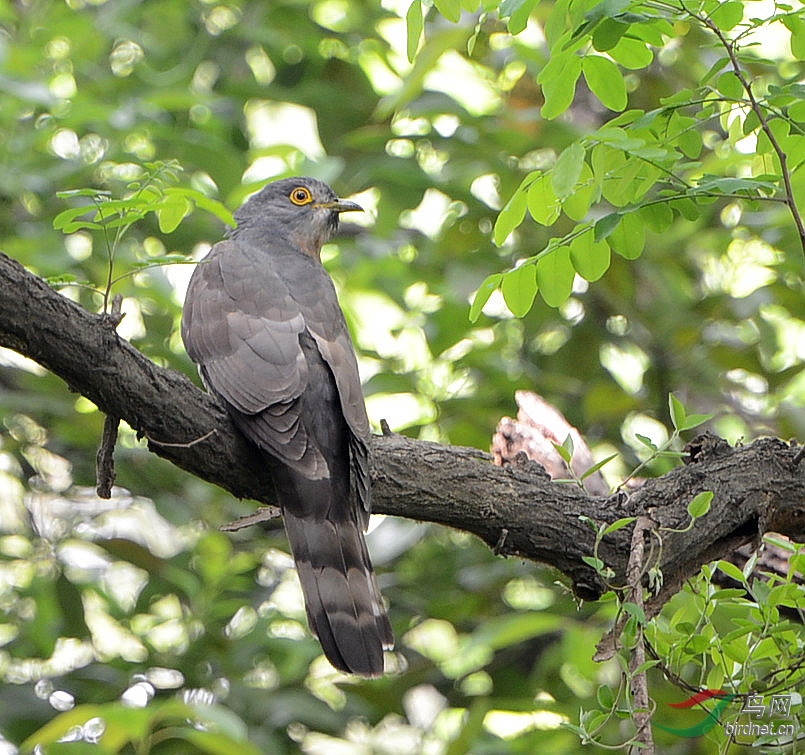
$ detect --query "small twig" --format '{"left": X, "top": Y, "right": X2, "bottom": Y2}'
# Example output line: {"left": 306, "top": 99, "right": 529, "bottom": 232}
{"left": 793, "top": 444, "right": 805, "bottom": 467}
{"left": 106, "top": 293, "right": 124, "bottom": 328}
{"left": 145, "top": 428, "right": 217, "bottom": 448}
{"left": 627, "top": 516, "right": 655, "bottom": 755}
{"left": 379, "top": 418, "right": 393, "bottom": 436}
{"left": 492, "top": 528, "right": 509, "bottom": 555}
{"left": 96, "top": 413, "right": 120, "bottom": 499}
{"left": 220, "top": 506, "right": 282, "bottom": 531}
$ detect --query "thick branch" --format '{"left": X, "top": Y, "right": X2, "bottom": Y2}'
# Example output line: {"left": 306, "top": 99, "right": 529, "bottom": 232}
{"left": 2, "top": 252, "right": 805, "bottom": 610}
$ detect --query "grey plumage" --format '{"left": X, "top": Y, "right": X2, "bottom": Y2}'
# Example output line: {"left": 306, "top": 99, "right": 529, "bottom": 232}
{"left": 182, "top": 177, "right": 392, "bottom": 676}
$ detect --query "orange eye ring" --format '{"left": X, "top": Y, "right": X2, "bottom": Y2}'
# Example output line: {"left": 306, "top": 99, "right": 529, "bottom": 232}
{"left": 289, "top": 186, "right": 313, "bottom": 206}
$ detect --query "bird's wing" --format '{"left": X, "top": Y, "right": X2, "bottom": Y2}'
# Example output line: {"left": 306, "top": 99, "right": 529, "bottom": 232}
{"left": 182, "top": 240, "right": 325, "bottom": 476}
{"left": 182, "top": 239, "right": 370, "bottom": 492}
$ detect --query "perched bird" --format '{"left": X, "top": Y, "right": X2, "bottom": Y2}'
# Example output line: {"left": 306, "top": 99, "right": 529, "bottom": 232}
{"left": 181, "top": 177, "right": 393, "bottom": 676}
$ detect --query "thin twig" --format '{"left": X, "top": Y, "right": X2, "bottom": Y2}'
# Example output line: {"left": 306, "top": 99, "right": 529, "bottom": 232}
{"left": 627, "top": 516, "right": 655, "bottom": 755}
{"left": 96, "top": 413, "right": 120, "bottom": 499}
{"left": 144, "top": 428, "right": 217, "bottom": 448}
{"left": 220, "top": 506, "right": 282, "bottom": 531}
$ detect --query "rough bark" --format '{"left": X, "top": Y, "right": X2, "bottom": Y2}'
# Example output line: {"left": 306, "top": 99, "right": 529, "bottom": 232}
{"left": 2, "top": 251, "right": 805, "bottom": 614}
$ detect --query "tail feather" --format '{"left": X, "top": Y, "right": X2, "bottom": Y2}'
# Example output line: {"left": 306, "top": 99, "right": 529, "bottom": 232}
{"left": 283, "top": 510, "right": 391, "bottom": 677}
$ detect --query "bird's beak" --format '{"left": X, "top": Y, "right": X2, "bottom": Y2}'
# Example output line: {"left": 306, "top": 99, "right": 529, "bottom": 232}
{"left": 318, "top": 199, "right": 363, "bottom": 213}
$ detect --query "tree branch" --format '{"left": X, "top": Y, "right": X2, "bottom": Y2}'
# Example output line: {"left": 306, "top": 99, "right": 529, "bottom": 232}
{"left": 2, "top": 252, "right": 805, "bottom": 612}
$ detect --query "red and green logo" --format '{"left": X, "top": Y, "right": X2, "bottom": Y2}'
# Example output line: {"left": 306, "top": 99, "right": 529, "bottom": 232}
{"left": 655, "top": 689, "right": 737, "bottom": 737}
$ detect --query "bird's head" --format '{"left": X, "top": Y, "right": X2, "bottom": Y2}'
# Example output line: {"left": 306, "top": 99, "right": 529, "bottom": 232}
{"left": 232, "top": 177, "right": 362, "bottom": 260}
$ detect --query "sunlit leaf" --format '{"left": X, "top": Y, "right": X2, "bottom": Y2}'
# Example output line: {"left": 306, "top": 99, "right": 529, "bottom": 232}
{"left": 717, "top": 559, "right": 748, "bottom": 586}
{"left": 469, "top": 273, "right": 503, "bottom": 321}
{"left": 406, "top": 0, "right": 424, "bottom": 62}
{"left": 582, "top": 55, "right": 627, "bottom": 111}
{"left": 709, "top": 1, "right": 743, "bottom": 32}
{"left": 500, "top": 0, "right": 539, "bottom": 33}
{"left": 635, "top": 433, "right": 657, "bottom": 451}
{"left": 784, "top": 13, "right": 805, "bottom": 60}
{"left": 539, "top": 53, "right": 582, "bottom": 119}
{"left": 669, "top": 393, "right": 686, "bottom": 431}
{"left": 569, "top": 233, "right": 610, "bottom": 281}
{"left": 433, "top": 0, "right": 461, "bottom": 22}
{"left": 157, "top": 196, "right": 192, "bottom": 233}
{"left": 501, "top": 264, "right": 537, "bottom": 317}
{"left": 494, "top": 185, "right": 530, "bottom": 245}
{"left": 687, "top": 491, "right": 713, "bottom": 520}
{"left": 716, "top": 71, "right": 744, "bottom": 99}
{"left": 562, "top": 162, "right": 596, "bottom": 220}
{"left": 552, "top": 141, "right": 586, "bottom": 200}
{"left": 581, "top": 453, "right": 617, "bottom": 480}
{"left": 527, "top": 174, "right": 561, "bottom": 226}
{"left": 554, "top": 433, "right": 573, "bottom": 463}
{"left": 535, "top": 247, "right": 574, "bottom": 307}
{"left": 592, "top": 18, "right": 628, "bottom": 52}
{"left": 609, "top": 211, "right": 645, "bottom": 259}
{"left": 609, "top": 36, "right": 653, "bottom": 69}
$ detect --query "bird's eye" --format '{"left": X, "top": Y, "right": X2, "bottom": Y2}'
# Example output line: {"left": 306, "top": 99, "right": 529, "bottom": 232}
{"left": 289, "top": 187, "right": 313, "bottom": 206}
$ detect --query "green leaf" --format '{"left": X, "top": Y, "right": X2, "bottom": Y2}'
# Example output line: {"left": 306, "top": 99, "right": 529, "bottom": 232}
{"left": 609, "top": 211, "right": 645, "bottom": 259}
{"left": 581, "top": 453, "right": 617, "bottom": 479}
{"left": 501, "top": 0, "right": 539, "bottom": 34}
{"left": 535, "top": 247, "right": 574, "bottom": 307}
{"left": 582, "top": 555, "right": 605, "bottom": 571}
{"left": 501, "top": 265, "right": 537, "bottom": 317}
{"left": 569, "top": 233, "right": 610, "bottom": 281}
{"left": 562, "top": 162, "right": 595, "bottom": 220}
{"left": 609, "top": 37, "right": 653, "bottom": 70}
{"left": 539, "top": 53, "right": 582, "bottom": 119}
{"left": 168, "top": 188, "right": 235, "bottom": 227}
{"left": 156, "top": 196, "right": 192, "bottom": 233}
{"left": 592, "top": 19, "right": 629, "bottom": 52}
{"left": 709, "top": 1, "right": 743, "bottom": 32}
{"left": 583, "top": 0, "right": 631, "bottom": 23}
{"left": 679, "top": 412, "right": 713, "bottom": 432}
{"left": 406, "top": 0, "right": 423, "bottom": 62}
{"left": 602, "top": 516, "right": 636, "bottom": 536}
{"left": 552, "top": 142, "right": 586, "bottom": 200}
{"left": 687, "top": 491, "right": 713, "bottom": 520}
{"left": 784, "top": 13, "right": 805, "bottom": 60}
{"left": 677, "top": 126, "right": 702, "bottom": 160}
{"left": 593, "top": 212, "right": 621, "bottom": 242}
{"left": 433, "top": 0, "right": 461, "bottom": 22}
{"left": 53, "top": 205, "right": 96, "bottom": 231}
{"left": 597, "top": 684, "right": 615, "bottom": 709}
{"left": 527, "top": 174, "right": 561, "bottom": 226}
{"left": 634, "top": 433, "right": 657, "bottom": 451}
{"left": 716, "top": 71, "right": 744, "bottom": 100}
{"left": 494, "top": 185, "right": 530, "bottom": 245}
{"left": 639, "top": 203, "right": 673, "bottom": 233}
{"left": 469, "top": 273, "right": 502, "bottom": 321}
{"left": 717, "top": 559, "right": 748, "bottom": 585}
{"left": 631, "top": 659, "right": 661, "bottom": 675}
{"left": 582, "top": 55, "right": 627, "bottom": 111}
{"left": 554, "top": 433, "right": 574, "bottom": 463}
{"left": 668, "top": 393, "right": 686, "bottom": 431}
{"left": 56, "top": 188, "right": 111, "bottom": 199}
{"left": 622, "top": 600, "right": 646, "bottom": 624}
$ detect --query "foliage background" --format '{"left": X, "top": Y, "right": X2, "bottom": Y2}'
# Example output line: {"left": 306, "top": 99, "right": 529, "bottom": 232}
{"left": 0, "top": 0, "right": 804, "bottom": 752}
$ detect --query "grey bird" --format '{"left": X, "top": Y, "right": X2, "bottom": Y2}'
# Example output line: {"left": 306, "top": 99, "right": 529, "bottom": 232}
{"left": 181, "top": 177, "right": 393, "bottom": 676}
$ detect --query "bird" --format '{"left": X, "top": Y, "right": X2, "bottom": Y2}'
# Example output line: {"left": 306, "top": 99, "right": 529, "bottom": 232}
{"left": 181, "top": 176, "right": 393, "bottom": 677}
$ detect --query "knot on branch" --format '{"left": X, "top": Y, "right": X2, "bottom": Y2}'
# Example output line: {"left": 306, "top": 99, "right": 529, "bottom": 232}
{"left": 684, "top": 431, "right": 731, "bottom": 464}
